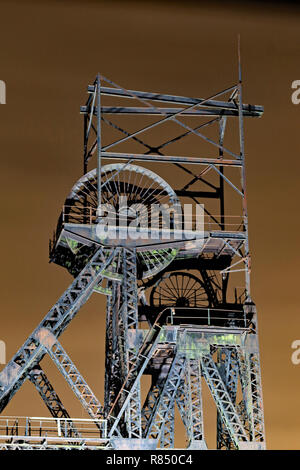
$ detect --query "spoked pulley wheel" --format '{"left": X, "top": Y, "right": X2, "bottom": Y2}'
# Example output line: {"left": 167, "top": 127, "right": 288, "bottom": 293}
{"left": 64, "top": 163, "right": 181, "bottom": 279}
{"left": 150, "top": 271, "right": 209, "bottom": 308}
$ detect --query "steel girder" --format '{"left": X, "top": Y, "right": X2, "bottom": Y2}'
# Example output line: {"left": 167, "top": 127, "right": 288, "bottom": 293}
{"left": 39, "top": 332, "right": 104, "bottom": 421}
{"left": 0, "top": 246, "right": 116, "bottom": 413}
{"left": 159, "top": 402, "right": 175, "bottom": 449}
{"left": 107, "top": 321, "right": 162, "bottom": 438}
{"left": 177, "top": 358, "right": 205, "bottom": 448}
{"left": 141, "top": 347, "right": 176, "bottom": 443}
{"left": 216, "top": 348, "right": 239, "bottom": 449}
{"left": 0, "top": 75, "right": 266, "bottom": 451}
{"left": 121, "top": 248, "right": 142, "bottom": 438}
{"left": 104, "top": 247, "right": 142, "bottom": 438}
{"left": 29, "top": 366, "right": 71, "bottom": 420}
{"left": 92, "top": 85, "right": 264, "bottom": 117}
{"left": 201, "top": 353, "right": 248, "bottom": 449}
{"left": 237, "top": 346, "right": 265, "bottom": 447}
{"left": 144, "top": 352, "right": 186, "bottom": 444}
{"left": 104, "top": 279, "right": 123, "bottom": 417}
{"left": 29, "top": 366, "right": 80, "bottom": 438}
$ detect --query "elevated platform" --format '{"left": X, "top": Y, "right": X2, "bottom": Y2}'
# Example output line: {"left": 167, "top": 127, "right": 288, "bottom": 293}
{"left": 139, "top": 305, "right": 251, "bottom": 329}
{"left": 50, "top": 219, "right": 245, "bottom": 277}
{"left": 0, "top": 417, "right": 108, "bottom": 450}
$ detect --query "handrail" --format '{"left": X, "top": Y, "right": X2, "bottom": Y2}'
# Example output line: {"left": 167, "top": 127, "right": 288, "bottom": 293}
{"left": 0, "top": 416, "right": 107, "bottom": 440}
{"left": 165, "top": 306, "right": 248, "bottom": 328}
{"left": 59, "top": 204, "right": 245, "bottom": 232}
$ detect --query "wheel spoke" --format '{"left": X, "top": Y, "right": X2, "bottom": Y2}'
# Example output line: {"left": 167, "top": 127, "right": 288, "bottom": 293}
{"left": 150, "top": 272, "right": 209, "bottom": 308}
{"left": 64, "top": 163, "right": 179, "bottom": 279}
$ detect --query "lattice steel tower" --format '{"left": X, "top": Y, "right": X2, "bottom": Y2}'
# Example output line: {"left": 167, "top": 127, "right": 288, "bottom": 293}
{"left": 0, "top": 64, "right": 266, "bottom": 449}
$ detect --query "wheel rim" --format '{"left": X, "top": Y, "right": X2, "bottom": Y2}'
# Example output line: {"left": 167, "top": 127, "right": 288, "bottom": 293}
{"left": 150, "top": 272, "right": 209, "bottom": 307}
{"left": 65, "top": 164, "right": 181, "bottom": 279}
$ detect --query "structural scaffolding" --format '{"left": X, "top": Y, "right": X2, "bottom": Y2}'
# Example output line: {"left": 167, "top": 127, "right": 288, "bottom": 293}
{"left": 0, "top": 67, "right": 266, "bottom": 450}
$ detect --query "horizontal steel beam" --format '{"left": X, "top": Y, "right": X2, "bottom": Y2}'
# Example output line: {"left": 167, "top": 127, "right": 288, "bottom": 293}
{"left": 101, "top": 152, "right": 242, "bottom": 166}
{"left": 87, "top": 86, "right": 263, "bottom": 117}
{"left": 175, "top": 190, "right": 219, "bottom": 198}
{"left": 80, "top": 106, "right": 262, "bottom": 118}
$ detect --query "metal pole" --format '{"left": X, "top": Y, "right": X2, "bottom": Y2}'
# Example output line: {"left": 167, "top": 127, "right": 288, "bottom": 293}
{"left": 237, "top": 36, "right": 251, "bottom": 298}
{"left": 219, "top": 117, "right": 227, "bottom": 303}
{"left": 96, "top": 73, "right": 102, "bottom": 215}
{"left": 83, "top": 112, "right": 88, "bottom": 175}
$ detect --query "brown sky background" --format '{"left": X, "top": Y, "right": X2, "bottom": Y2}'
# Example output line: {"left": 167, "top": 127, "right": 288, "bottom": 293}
{"left": 0, "top": 0, "right": 299, "bottom": 450}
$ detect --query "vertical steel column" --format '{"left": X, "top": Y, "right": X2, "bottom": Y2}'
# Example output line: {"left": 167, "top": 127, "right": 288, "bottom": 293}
{"left": 159, "top": 403, "right": 175, "bottom": 448}
{"left": 145, "top": 353, "right": 186, "bottom": 444}
{"left": 182, "top": 358, "right": 205, "bottom": 448}
{"left": 104, "top": 249, "right": 122, "bottom": 421}
{"left": 104, "top": 280, "right": 123, "bottom": 418}
{"left": 201, "top": 353, "right": 248, "bottom": 449}
{"left": 104, "top": 285, "right": 113, "bottom": 417}
{"left": 216, "top": 348, "right": 239, "bottom": 449}
{"left": 218, "top": 116, "right": 227, "bottom": 232}
{"left": 122, "top": 247, "right": 142, "bottom": 438}
{"left": 218, "top": 117, "right": 229, "bottom": 303}
{"left": 96, "top": 73, "right": 102, "bottom": 213}
{"left": 237, "top": 40, "right": 251, "bottom": 297}
{"left": 237, "top": 345, "right": 266, "bottom": 447}
{"left": 83, "top": 111, "right": 88, "bottom": 175}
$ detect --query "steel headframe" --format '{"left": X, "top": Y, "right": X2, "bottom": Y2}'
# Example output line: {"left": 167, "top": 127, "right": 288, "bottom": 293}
{"left": 0, "top": 61, "right": 266, "bottom": 450}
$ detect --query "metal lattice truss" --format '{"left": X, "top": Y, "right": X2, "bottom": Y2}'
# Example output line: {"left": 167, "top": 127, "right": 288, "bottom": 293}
{"left": 29, "top": 366, "right": 81, "bottom": 438}
{"left": 44, "top": 335, "right": 103, "bottom": 421}
{"left": 29, "top": 366, "right": 70, "bottom": 420}
{"left": 0, "top": 244, "right": 265, "bottom": 449}
{"left": 176, "top": 358, "right": 205, "bottom": 448}
{"left": 0, "top": 246, "right": 116, "bottom": 414}
{"left": 143, "top": 352, "right": 186, "bottom": 445}
{"left": 237, "top": 348, "right": 265, "bottom": 443}
{"left": 79, "top": 72, "right": 263, "bottom": 300}
{"left": 0, "top": 74, "right": 266, "bottom": 450}
{"left": 216, "top": 348, "right": 239, "bottom": 449}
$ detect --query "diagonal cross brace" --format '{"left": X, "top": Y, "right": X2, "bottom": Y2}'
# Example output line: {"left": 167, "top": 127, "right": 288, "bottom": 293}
{"left": 108, "top": 323, "right": 163, "bottom": 437}
{"left": 29, "top": 366, "right": 81, "bottom": 438}
{"left": 217, "top": 348, "right": 239, "bottom": 449}
{"left": 0, "top": 246, "right": 116, "bottom": 413}
{"left": 29, "top": 366, "right": 71, "bottom": 419}
{"left": 144, "top": 353, "right": 186, "bottom": 440}
{"left": 37, "top": 330, "right": 104, "bottom": 421}
{"left": 178, "top": 359, "right": 205, "bottom": 445}
{"left": 158, "top": 403, "right": 175, "bottom": 449}
{"left": 201, "top": 354, "right": 248, "bottom": 449}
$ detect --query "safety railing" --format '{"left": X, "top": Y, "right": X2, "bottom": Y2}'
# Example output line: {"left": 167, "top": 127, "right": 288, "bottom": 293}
{"left": 0, "top": 416, "right": 107, "bottom": 442}
{"left": 58, "top": 205, "right": 245, "bottom": 233}
{"left": 165, "top": 306, "right": 251, "bottom": 329}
